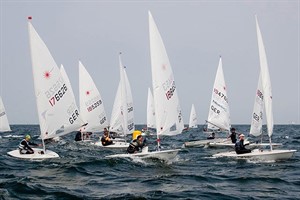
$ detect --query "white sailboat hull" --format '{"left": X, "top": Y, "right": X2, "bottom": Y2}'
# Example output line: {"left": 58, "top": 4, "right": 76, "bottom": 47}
{"left": 7, "top": 148, "right": 59, "bottom": 160}
{"left": 106, "top": 148, "right": 180, "bottom": 161}
{"left": 213, "top": 149, "right": 297, "bottom": 161}
{"left": 91, "top": 141, "right": 129, "bottom": 148}
{"left": 185, "top": 139, "right": 281, "bottom": 148}
{"left": 184, "top": 138, "right": 226, "bottom": 147}
{"left": 209, "top": 142, "right": 282, "bottom": 148}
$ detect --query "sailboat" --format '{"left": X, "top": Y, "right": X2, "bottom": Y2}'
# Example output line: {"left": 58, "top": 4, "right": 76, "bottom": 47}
{"left": 101, "top": 54, "right": 133, "bottom": 148}
{"left": 7, "top": 17, "right": 82, "bottom": 159}
{"left": 106, "top": 11, "right": 183, "bottom": 161}
{"left": 185, "top": 57, "right": 232, "bottom": 147}
{"left": 0, "top": 96, "right": 12, "bottom": 133}
{"left": 204, "top": 57, "right": 230, "bottom": 133}
{"left": 213, "top": 16, "right": 296, "bottom": 161}
{"left": 92, "top": 58, "right": 130, "bottom": 148}
{"left": 76, "top": 61, "right": 110, "bottom": 144}
{"left": 188, "top": 104, "right": 198, "bottom": 129}
{"left": 142, "top": 87, "right": 156, "bottom": 136}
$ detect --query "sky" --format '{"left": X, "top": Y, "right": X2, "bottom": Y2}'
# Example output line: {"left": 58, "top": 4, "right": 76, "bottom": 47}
{"left": 0, "top": 1, "right": 299, "bottom": 125}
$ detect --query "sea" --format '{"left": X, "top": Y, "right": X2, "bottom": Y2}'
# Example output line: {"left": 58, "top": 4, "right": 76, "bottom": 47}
{"left": 0, "top": 124, "right": 299, "bottom": 200}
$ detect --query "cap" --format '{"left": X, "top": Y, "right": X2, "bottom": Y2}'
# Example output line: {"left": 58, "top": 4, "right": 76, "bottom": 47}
{"left": 239, "top": 134, "right": 245, "bottom": 137}
{"left": 25, "top": 134, "right": 31, "bottom": 139}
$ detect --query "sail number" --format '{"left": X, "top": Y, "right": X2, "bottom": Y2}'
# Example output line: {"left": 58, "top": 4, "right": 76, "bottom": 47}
{"left": 128, "top": 106, "right": 133, "bottom": 113}
{"left": 49, "top": 84, "right": 68, "bottom": 106}
{"left": 253, "top": 111, "right": 263, "bottom": 122}
{"left": 165, "top": 82, "right": 176, "bottom": 100}
{"left": 87, "top": 99, "right": 102, "bottom": 112}
{"left": 214, "top": 88, "right": 228, "bottom": 103}
{"left": 257, "top": 89, "right": 263, "bottom": 100}
{"left": 0, "top": 111, "right": 5, "bottom": 117}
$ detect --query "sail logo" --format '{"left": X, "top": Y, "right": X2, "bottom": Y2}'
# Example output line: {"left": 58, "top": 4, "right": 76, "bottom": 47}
{"left": 44, "top": 71, "right": 51, "bottom": 79}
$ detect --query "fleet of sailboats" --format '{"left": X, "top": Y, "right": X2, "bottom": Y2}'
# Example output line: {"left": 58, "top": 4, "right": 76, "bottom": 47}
{"left": 3, "top": 14, "right": 296, "bottom": 161}
{"left": 213, "top": 16, "right": 296, "bottom": 161}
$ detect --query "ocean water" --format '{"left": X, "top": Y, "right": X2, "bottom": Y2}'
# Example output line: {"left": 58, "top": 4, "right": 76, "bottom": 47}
{"left": 0, "top": 124, "right": 299, "bottom": 200}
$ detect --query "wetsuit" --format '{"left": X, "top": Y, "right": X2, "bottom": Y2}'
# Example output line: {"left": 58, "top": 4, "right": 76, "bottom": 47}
{"left": 19, "top": 139, "right": 37, "bottom": 154}
{"left": 235, "top": 140, "right": 251, "bottom": 154}
{"left": 127, "top": 139, "right": 145, "bottom": 154}
{"left": 229, "top": 132, "right": 237, "bottom": 143}
{"left": 74, "top": 131, "right": 82, "bottom": 141}
{"left": 101, "top": 135, "right": 113, "bottom": 146}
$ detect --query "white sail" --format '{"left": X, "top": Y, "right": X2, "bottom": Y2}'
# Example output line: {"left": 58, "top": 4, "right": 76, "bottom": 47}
{"left": 256, "top": 16, "right": 273, "bottom": 138}
{"left": 250, "top": 73, "right": 264, "bottom": 136}
{"left": 57, "top": 65, "right": 84, "bottom": 136}
{"left": 189, "top": 104, "right": 198, "bottom": 128}
{"left": 207, "top": 57, "right": 231, "bottom": 131}
{"left": 79, "top": 61, "right": 109, "bottom": 132}
{"left": 28, "top": 21, "right": 81, "bottom": 140}
{"left": 149, "top": 11, "right": 184, "bottom": 136}
{"left": 0, "top": 96, "right": 11, "bottom": 132}
{"left": 124, "top": 63, "right": 135, "bottom": 134}
{"left": 147, "top": 88, "right": 156, "bottom": 129}
{"left": 109, "top": 55, "right": 134, "bottom": 135}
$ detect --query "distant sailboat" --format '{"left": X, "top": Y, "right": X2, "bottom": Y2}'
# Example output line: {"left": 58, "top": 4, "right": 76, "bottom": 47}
{"left": 213, "top": 16, "right": 296, "bottom": 161}
{"left": 205, "top": 57, "right": 230, "bottom": 133}
{"left": 0, "top": 96, "right": 11, "bottom": 132}
{"left": 188, "top": 104, "right": 198, "bottom": 129}
{"left": 185, "top": 58, "right": 232, "bottom": 147}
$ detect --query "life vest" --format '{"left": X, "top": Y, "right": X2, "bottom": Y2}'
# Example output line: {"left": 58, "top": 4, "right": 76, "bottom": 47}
{"left": 19, "top": 139, "right": 28, "bottom": 150}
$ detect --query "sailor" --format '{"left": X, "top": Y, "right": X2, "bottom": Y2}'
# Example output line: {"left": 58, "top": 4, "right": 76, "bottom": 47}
{"left": 74, "top": 131, "right": 82, "bottom": 141}
{"left": 18, "top": 134, "right": 39, "bottom": 154}
{"left": 228, "top": 127, "right": 237, "bottom": 143}
{"left": 127, "top": 135, "right": 146, "bottom": 154}
{"left": 101, "top": 130, "right": 113, "bottom": 146}
{"left": 235, "top": 134, "right": 251, "bottom": 154}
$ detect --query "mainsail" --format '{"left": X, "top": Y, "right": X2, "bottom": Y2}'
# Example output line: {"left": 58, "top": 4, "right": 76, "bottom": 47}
{"left": 79, "top": 61, "right": 109, "bottom": 132}
{"left": 206, "top": 57, "right": 231, "bottom": 131}
{"left": 0, "top": 97, "right": 11, "bottom": 132}
{"left": 149, "top": 11, "right": 184, "bottom": 137}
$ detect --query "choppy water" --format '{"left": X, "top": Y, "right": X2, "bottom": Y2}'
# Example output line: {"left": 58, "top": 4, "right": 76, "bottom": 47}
{"left": 0, "top": 125, "right": 299, "bottom": 199}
